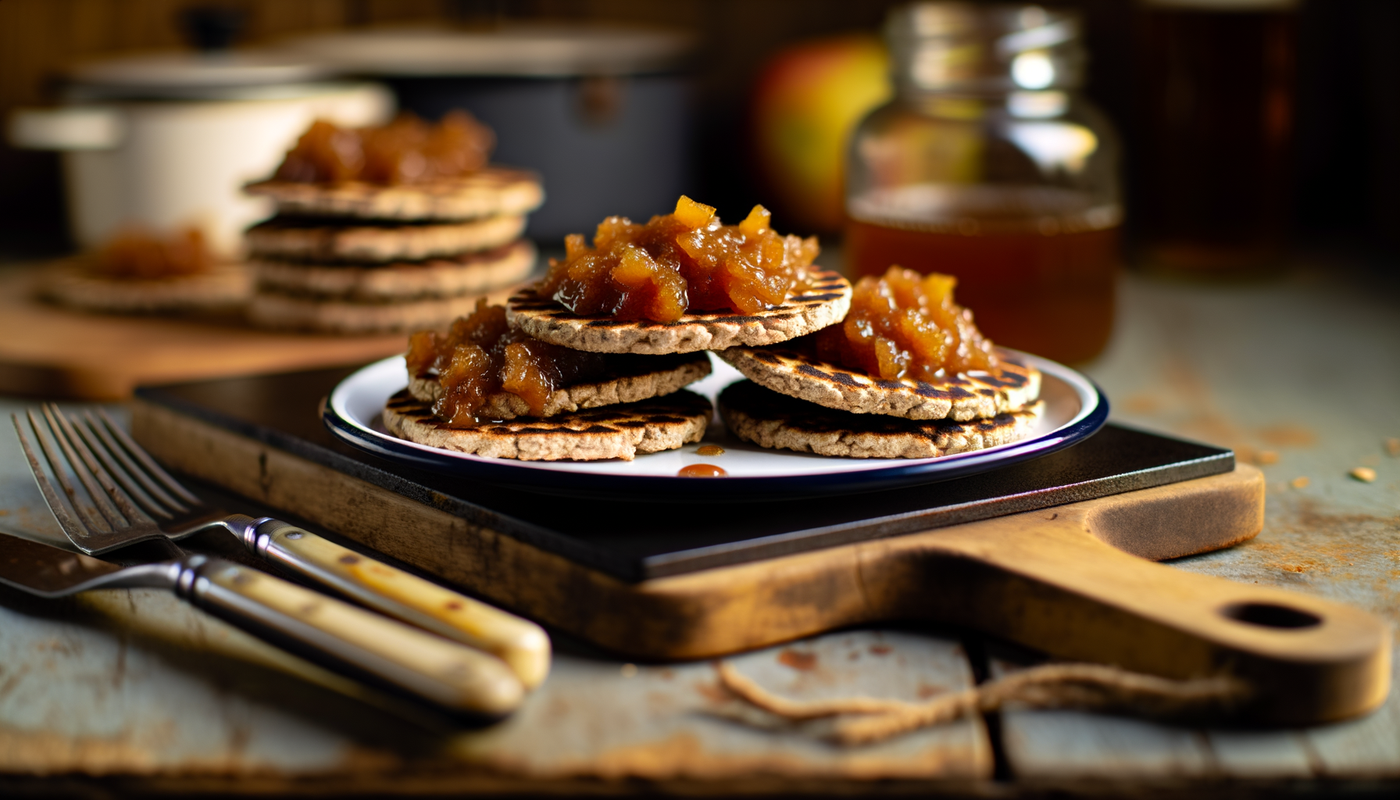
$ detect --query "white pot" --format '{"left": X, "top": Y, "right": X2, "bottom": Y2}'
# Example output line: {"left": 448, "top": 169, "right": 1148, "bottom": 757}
{"left": 8, "top": 52, "right": 394, "bottom": 257}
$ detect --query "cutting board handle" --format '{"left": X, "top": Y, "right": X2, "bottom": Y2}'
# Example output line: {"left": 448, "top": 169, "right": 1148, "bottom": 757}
{"left": 861, "top": 465, "right": 1391, "bottom": 725}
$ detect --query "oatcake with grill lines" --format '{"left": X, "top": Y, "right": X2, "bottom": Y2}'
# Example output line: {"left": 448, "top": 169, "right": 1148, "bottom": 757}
{"left": 246, "top": 214, "right": 527, "bottom": 263}
{"left": 506, "top": 269, "right": 852, "bottom": 355}
{"left": 384, "top": 388, "right": 711, "bottom": 461}
{"left": 251, "top": 241, "right": 535, "bottom": 304}
{"left": 719, "top": 379, "right": 1046, "bottom": 459}
{"left": 244, "top": 167, "right": 544, "bottom": 222}
{"left": 717, "top": 343, "right": 1041, "bottom": 422}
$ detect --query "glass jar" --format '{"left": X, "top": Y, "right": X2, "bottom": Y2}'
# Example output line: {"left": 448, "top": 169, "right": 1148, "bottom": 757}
{"left": 845, "top": 3, "right": 1122, "bottom": 364}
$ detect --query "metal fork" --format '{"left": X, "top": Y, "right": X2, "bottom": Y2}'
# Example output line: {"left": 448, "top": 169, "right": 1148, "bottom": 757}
{"left": 13, "top": 404, "right": 549, "bottom": 689}
{"left": 9, "top": 407, "right": 524, "bottom": 716}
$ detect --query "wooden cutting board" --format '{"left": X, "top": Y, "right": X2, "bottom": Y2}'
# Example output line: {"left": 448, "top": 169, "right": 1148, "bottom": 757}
{"left": 129, "top": 366, "right": 1390, "bottom": 727}
{"left": 0, "top": 265, "right": 524, "bottom": 400}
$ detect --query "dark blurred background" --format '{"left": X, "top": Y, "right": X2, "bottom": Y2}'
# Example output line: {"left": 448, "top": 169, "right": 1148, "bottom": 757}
{"left": 1, "top": 0, "right": 1396, "bottom": 267}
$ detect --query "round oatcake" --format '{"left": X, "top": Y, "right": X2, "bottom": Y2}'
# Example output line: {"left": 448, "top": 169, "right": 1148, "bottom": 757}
{"left": 42, "top": 262, "right": 252, "bottom": 313}
{"left": 505, "top": 270, "right": 852, "bottom": 355}
{"left": 719, "top": 380, "right": 1045, "bottom": 459}
{"left": 408, "top": 351, "right": 711, "bottom": 420}
{"left": 251, "top": 241, "right": 535, "bottom": 301}
{"left": 243, "top": 167, "right": 543, "bottom": 222}
{"left": 383, "top": 388, "right": 711, "bottom": 461}
{"left": 250, "top": 290, "right": 503, "bottom": 334}
{"left": 717, "top": 344, "right": 1041, "bottom": 422}
{"left": 245, "top": 214, "right": 526, "bottom": 263}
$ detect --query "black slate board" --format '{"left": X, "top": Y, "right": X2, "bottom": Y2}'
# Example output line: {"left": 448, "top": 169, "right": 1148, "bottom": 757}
{"left": 135, "top": 366, "right": 1234, "bottom": 581}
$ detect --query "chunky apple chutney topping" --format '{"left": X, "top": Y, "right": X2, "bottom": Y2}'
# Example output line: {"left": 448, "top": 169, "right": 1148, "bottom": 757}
{"left": 406, "top": 300, "right": 609, "bottom": 426}
{"left": 537, "top": 196, "right": 821, "bottom": 322}
{"left": 92, "top": 226, "right": 213, "bottom": 279}
{"left": 811, "top": 266, "right": 998, "bottom": 380}
{"left": 273, "top": 111, "right": 495, "bottom": 185}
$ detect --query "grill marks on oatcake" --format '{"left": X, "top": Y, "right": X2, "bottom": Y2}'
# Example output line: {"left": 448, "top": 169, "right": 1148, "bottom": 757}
{"left": 243, "top": 167, "right": 544, "bottom": 222}
{"left": 246, "top": 214, "right": 526, "bottom": 264}
{"left": 718, "top": 380, "right": 1044, "bottom": 459}
{"left": 383, "top": 389, "right": 711, "bottom": 461}
{"left": 717, "top": 345, "right": 1040, "bottom": 422}
{"left": 505, "top": 270, "right": 852, "bottom": 354}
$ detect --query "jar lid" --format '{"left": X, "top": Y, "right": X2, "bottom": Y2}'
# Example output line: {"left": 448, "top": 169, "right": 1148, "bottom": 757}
{"left": 283, "top": 24, "right": 694, "bottom": 77}
{"left": 63, "top": 50, "right": 344, "bottom": 101}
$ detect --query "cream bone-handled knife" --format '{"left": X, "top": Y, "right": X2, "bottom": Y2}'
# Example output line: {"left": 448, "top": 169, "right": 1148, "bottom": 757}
{"left": 18, "top": 405, "right": 551, "bottom": 690}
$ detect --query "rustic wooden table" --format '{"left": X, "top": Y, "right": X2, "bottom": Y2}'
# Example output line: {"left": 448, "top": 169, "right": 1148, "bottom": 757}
{"left": 0, "top": 263, "right": 1396, "bottom": 796}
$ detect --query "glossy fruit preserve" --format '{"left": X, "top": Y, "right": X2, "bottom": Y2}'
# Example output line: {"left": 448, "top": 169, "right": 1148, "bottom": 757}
{"left": 540, "top": 196, "right": 819, "bottom": 322}
{"left": 812, "top": 267, "right": 997, "bottom": 379}
{"left": 406, "top": 300, "right": 607, "bottom": 425}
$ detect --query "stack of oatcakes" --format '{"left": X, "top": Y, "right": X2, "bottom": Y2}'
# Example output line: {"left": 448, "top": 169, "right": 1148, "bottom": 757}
{"left": 242, "top": 113, "right": 543, "bottom": 334}
{"left": 381, "top": 196, "right": 854, "bottom": 462}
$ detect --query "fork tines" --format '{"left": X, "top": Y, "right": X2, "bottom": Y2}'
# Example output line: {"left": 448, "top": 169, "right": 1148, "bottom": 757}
{"left": 11, "top": 404, "right": 188, "bottom": 553}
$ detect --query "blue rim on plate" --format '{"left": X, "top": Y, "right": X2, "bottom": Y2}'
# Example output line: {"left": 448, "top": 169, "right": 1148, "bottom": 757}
{"left": 322, "top": 351, "right": 1109, "bottom": 499}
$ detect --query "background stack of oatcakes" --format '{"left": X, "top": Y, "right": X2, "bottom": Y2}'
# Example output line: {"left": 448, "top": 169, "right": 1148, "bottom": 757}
{"left": 243, "top": 168, "right": 544, "bottom": 334}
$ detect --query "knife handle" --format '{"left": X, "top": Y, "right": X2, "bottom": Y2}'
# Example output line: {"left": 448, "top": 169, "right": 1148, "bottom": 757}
{"left": 174, "top": 555, "right": 524, "bottom": 716}
{"left": 250, "top": 519, "right": 551, "bottom": 690}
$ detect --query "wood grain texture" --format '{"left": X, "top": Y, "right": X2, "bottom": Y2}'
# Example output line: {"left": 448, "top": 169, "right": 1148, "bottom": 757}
{"left": 0, "top": 586, "right": 992, "bottom": 782}
{"left": 0, "top": 267, "right": 527, "bottom": 399}
{"left": 131, "top": 398, "right": 1391, "bottom": 726}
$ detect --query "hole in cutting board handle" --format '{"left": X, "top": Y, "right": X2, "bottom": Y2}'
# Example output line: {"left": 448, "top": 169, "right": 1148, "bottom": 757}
{"left": 1221, "top": 602, "right": 1323, "bottom": 629}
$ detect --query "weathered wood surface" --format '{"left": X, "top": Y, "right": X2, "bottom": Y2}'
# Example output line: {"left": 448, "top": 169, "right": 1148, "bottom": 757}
{"left": 1, "top": 265, "right": 1398, "bottom": 792}
{"left": 991, "top": 271, "right": 1400, "bottom": 783}
{"left": 0, "top": 587, "right": 989, "bottom": 785}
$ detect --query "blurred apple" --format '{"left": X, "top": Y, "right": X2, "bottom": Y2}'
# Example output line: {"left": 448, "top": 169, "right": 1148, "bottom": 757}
{"left": 750, "top": 35, "right": 890, "bottom": 235}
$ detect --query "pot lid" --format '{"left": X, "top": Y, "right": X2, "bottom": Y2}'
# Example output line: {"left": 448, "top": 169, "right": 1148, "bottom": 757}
{"left": 64, "top": 50, "right": 342, "bottom": 100}
{"left": 285, "top": 24, "right": 694, "bottom": 77}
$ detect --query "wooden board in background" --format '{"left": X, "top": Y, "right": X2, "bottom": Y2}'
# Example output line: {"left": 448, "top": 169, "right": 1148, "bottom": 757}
{"left": 0, "top": 265, "right": 527, "bottom": 399}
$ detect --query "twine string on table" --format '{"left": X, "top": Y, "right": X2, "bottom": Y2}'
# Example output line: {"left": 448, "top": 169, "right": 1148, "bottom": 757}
{"left": 715, "top": 660, "right": 1251, "bottom": 746}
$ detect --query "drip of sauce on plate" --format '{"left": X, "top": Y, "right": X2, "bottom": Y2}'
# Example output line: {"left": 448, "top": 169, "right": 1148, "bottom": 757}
{"left": 696, "top": 445, "right": 725, "bottom": 456}
{"left": 678, "top": 464, "right": 726, "bottom": 478}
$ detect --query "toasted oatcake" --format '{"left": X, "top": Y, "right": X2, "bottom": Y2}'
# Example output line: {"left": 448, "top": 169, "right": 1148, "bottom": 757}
{"left": 251, "top": 241, "right": 535, "bottom": 302}
{"left": 245, "top": 214, "right": 526, "bottom": 263}
{"left": 505, "top": 270, "right": 852, "bottom": 355}
{"left": 42, "top": 262, "right": 252, "bottom": 314}
{"left": 719, "top": 380, "right": 1045, "bottom": 459}
{"left": 408, "top": 351, "right": 711, "bottom": 420}
{"left": 244, "top": 167, "right": 543, "bottom": 222}
{"left": 249, "top": 290, "right": 515, "bottom": 334}
{"left": 383, "top": 388, "right": 711, "bottom": 461}
{"left": 717, "top": 343, "right": 1040, "bottom": 421}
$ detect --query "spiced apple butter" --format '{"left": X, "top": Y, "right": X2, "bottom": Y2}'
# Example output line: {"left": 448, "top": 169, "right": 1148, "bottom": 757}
{"left": 537, "top": 196, "right": 820, "bottom": 322}
{"left": 406, "top": 300, "right": 608, "bottom": 425}
{"left": 93, "top": 226, "right": 212, "bottom": 279}
{"left": 811, "top": 267, "right": 998, "bottom": 380}
{"left": 274, "top": 111, "right": 494, "bottom": 185}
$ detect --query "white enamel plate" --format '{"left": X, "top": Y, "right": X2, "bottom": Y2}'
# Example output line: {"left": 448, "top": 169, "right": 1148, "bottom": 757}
{"left": 323, "top": 351, "right": 1107, "bottom": 498}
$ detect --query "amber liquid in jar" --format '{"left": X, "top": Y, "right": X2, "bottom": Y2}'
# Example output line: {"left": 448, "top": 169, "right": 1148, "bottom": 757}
{"left": 846, "top": 186, "right": 1120, "bottom": 364}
